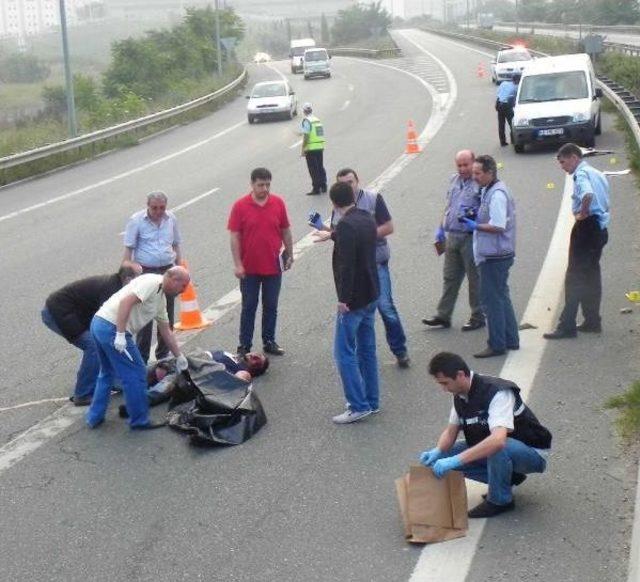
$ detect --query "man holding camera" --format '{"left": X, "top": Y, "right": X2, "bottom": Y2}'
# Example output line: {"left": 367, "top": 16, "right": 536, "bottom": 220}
{"left": 423, "top": 150, "right": 484, "bottom": 332}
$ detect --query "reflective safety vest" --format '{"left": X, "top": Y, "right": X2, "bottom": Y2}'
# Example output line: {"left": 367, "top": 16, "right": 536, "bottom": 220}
{"left": 303, "top": 115, "right": 325, "bottom": 152}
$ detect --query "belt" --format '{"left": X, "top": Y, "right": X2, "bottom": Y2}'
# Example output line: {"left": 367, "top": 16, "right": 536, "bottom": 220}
{"left": 141, "top": 264, "right": 173, "bottom": 273}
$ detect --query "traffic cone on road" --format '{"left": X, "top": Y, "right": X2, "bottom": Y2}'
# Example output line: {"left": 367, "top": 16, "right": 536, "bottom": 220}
{"left": 477, "top": 62, "right": 486, "bottom": 78}
{"left": 174, "top": 263, "right": 212, "bottom": 331}
{"left": 405, "top": 120, "right": 421, "bottom": 154}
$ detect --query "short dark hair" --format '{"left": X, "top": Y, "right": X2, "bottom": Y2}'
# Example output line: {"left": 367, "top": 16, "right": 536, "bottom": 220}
{"left": 512, "top": 72, "right": 521, "bottom": 82}
{"left": 118, "top": 264, "right": 138, "bottom": 282}
{"left": 251, "top": 167, "right": 272, "bottom": 182}
{"left": 428, "top": 352, "right": 470, "bottom": 379}
{"left": 246, "top": 355, "right": 269, "bottom": 377}
{"left": 336, "top": 167, "right": 359, "bottom": 181}
{"left": 557, "top": 143, "right": 583, "bottom": 160}
{"left": 474, "top": 154, "right": 497, "bottom": 179}
{"left": 329, "top": 181, "right": 355, "bottom": 208}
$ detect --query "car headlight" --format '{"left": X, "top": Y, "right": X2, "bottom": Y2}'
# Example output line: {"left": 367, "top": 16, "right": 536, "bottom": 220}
{"left": 572, "top": 112, "right": 588, "bottom": 122}
{"left": 514, "top": 118, "right": 529, "bottom": 127}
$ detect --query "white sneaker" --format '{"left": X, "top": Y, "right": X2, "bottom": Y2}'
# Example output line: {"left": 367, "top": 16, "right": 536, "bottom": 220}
{"left": 332, "top": 409, "right": 372, "bottom": 424}
{"left": 345, "top": 402, "right": 380, "bottom": 415}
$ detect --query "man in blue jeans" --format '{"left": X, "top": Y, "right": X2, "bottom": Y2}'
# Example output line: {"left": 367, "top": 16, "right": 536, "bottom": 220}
{"left": 419, "top": 352, "right": 551, "bottom": 518}
{"left": 321, "top": 181, "right": 380, "bottom": 424}
{"left": 41, "top": 265, "right": 137, "bottom": 405}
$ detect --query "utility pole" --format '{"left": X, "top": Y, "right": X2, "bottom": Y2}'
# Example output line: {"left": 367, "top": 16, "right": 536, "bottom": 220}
{"left": 59, "top": 0, "right": 77, "bottom": 137}
{"left": 515, "top": 0, "right": 519, "bottom": 34}
{"left": 466, "top": 0, "right": 470, "bottom": 29}
{"left": 215, "top": 0, "right": 222, "bottom": 75}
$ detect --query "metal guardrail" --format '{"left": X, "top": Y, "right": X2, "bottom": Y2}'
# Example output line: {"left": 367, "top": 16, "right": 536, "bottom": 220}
{"left": 0, "top": 68, "right": 248, "bottom": 173}
{"left": 330, "top": 46, "right": 401, "bottom": 59}
{"left": 420, "top": 26, "right": 640, "bottom": 151}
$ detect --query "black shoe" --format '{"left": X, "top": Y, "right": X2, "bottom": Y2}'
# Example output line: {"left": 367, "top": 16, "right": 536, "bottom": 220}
{"left": 263, "top": 341, "right": 285, "bottom": 356}
{"left": 577, "top": 322, "right": 602, "bottom": 333}
{"left": 511, "top": 472, "right": 527, "bottom": 486}
{"left": 462, "top": 319, "right": 485, "bottom": 332}
{"left": 473, "top": 347, "right": 506, "bottom": 358}
{"left": 71, "top": 395, "right": 92, "bottom": 407}
{"left": 507, "top": 345, "right": 520, "bottom": 351}
{"left": 320, "top": 186, "right": 327, "bottom": 193}
{"left": 468, "top": 498, "right": 515, "bottom": 518}
{"left": 131, "top": 421, "right": 167, "bottom": 431}
{"left": 237, "top": 345, "right": 250, "bottom": 357}
{"left": 543, "top": 328, "right": 577, "bottom": 340}
{"left": 421, "top": 316, "right": 451, "bottom": 328}
{"left": 305, "top": 191, "right": 320, "bottom": 196}
{"left": 118, "top": 404, "right": 129, "bottom": 419}
{"left": 500, "top": 141, "right": 508, "bottom": 147}
{"left": 396, "top": 354, "right": 411, "bottom": 368}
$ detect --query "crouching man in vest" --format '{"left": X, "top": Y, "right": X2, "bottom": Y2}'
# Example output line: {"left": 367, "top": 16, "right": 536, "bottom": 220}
{"left": 419, "top": 352, "right": 551, "bottom": 518}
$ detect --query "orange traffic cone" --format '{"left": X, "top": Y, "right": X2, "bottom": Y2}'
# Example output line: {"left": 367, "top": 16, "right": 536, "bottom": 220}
{"left": 477, "top": 63, "right": 486, "bottom": 78}
{"left": 405, "top": 120, "right": 421, "bottom": 154}
{"left": 174, "top": 264, "right": 212, "bottom": 331}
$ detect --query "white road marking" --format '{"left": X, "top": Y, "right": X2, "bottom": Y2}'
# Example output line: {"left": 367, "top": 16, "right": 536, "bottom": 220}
{"left": 409, "top": 175, "right": 573, "bottom": 582}
{"left": 0, "top": 45, "right": 454, "bottom": 478}
{"left": 117, "top": 188, "right": 219, "bottom": 235}
{"left": 0, "top": 122, "right": 245, "bottom": 225}
{"left": 348, "top": 83, "right": 355, "bottom": 92}
{"left": 289, "top": 139, "right": 303, "bottom": 149}
{"left": 0, "top": 398, "right": 68, "bottom": 413}
{"left": 266, "top": 62, "right": 288, "bottom": 82}
{"left": 340, "top": 100, "right": 351, "bottom": 111}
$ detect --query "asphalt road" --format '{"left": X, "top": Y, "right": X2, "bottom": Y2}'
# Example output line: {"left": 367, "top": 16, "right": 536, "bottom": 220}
{"left": 490, "top": 23, "right": 640, "bottom": 47}
{"left": 0, "top": 28, "right": 638, "bottom": 581}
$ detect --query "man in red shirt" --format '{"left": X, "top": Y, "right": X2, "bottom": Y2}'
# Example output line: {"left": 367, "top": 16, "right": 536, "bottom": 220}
{"left": 228, "top": 167, "right": 294, "bottom": 356}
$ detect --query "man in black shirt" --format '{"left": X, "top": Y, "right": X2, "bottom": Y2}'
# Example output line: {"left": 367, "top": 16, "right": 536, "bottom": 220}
{"left": 326, "top": 181, "right": 380, "bottom": 424}
{"left": 41, "top": 265, "right": 137, "bottom": 405}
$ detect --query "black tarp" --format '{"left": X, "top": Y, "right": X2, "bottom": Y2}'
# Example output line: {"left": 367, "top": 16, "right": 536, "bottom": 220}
{"left": 167, "top": 355, "right": 267, "bottom": 447}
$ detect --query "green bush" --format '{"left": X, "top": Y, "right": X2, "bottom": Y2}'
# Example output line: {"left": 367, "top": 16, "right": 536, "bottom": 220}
{"left": 0, "top": 53, "right": 50, "bottom": 83}
{"left": 599, "top": 52, "right": 640, "bottom": 96}
{"left": 331, "top": 1, "right": 391, "bottom": 45}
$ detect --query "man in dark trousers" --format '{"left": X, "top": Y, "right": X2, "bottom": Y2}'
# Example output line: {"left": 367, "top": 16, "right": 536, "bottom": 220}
{"left": 544, "top": 143, "right": 610, "bottom": 339}
{"left": 41, "top": 265, "right": 137, "bottom": 405}
{"left": 495, "top": 73, "right": 520, "bottom": 146}
{"left": 323, "top": 181, "right": 380, "bottom": 424}
{"left": 300, "top": 102, "right": 327, "bottom": 196}
{"left": 419, "top": 352, "right": 551, "bottom": 518}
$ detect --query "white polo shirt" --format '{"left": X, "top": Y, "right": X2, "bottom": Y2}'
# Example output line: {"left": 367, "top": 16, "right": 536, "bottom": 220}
{"left": 96, "top": 274, "right": 169, "bottom": 335}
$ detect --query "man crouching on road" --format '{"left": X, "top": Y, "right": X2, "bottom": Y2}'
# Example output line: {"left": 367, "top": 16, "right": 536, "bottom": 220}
{"left": 419, "top": 352, "right": 551, "bottom": 518}
{"left": 86, "top": 266, "right": 191, "bottom": 430}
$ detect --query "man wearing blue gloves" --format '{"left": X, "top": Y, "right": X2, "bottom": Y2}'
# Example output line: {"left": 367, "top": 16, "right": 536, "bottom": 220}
{"left": 423, "top": 150, "right": 483, "bottom": 332}
{"left": 495, "top": 73, "right": 520, "bottom": 146}
{"left": 419, "top": 352, "right": 551, "bottom": 518}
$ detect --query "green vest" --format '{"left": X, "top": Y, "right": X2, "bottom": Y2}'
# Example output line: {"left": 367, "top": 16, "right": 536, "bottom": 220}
{"left": 304, "top": 115, "right": 325, "bottom": 152}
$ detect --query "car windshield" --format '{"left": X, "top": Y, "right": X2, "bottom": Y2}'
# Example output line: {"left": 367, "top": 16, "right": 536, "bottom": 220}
{"left": 305, "top": 51, "right": 327, "bottom": 62}
{"left": 498, "top": 51, "right": 532, "bottom": 63}
{"left": 518, "top": 71, "right": 589, "bottom": 103}
{"left": 252, "top": 83, "right": 286, "bottom": 98}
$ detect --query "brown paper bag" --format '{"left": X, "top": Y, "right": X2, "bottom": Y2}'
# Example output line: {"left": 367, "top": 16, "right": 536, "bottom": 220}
{"left": 395, "top": 463, "right": 468, "bottom": 544}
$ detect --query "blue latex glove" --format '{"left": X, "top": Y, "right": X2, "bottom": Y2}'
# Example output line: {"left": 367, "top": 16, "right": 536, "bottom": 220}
{"left": 461, "top": 217, "right": 478, "bottom": 231}
{"left": 432, "top": 455, "right": 463, "bottom": 479}
{"left": 434, "top": 226, "right": 446, "bottom": 243}
{"left": 419, "top": 447, "right": 443, "bottom": 467}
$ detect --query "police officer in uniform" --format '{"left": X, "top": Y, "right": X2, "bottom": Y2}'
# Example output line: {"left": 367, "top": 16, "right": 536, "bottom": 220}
{"left": 495, "top": 73, "right": 520, "bottom": 146}
{"left": 419, "top": 352, "right": 551, "bottom": 518}
{"left": 300, "top": 102, "right": 327, "bottom": 195}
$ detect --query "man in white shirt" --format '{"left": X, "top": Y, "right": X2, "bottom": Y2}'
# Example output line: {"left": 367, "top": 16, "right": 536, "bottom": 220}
{"left": 86, "top": 266, "right": 190, "bottom": 430}
{"left": 418, "top": 352, "right": 551, "bottom": 518}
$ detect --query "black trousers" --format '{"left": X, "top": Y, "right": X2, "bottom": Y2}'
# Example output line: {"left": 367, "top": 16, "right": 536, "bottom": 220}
{"left": 558, "top": 216, "right": 608, "bottom": 331}
{"left": 497, "top": 102, "right": 514, "bottom": 145}
{"left": 305, "top": 149, "right": 327, "bottom": 193}
{"left": 136, "top": 264, "right": 175, "bottom": 363}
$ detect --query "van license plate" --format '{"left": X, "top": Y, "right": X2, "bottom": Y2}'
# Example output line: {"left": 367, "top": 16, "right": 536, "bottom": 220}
{"left": 538, "top": 128, "right": 564, "bottom": 137}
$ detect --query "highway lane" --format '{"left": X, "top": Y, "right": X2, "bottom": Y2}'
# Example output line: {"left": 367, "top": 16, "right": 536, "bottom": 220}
{"left": 0, "top": 28, "right": 638, "bottom": 581}
{"left": 490, "top": 23, "right": 640, "bottom": 47}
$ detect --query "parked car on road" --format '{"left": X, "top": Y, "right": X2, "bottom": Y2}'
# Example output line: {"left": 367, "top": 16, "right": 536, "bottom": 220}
{"left": 246, "top": 80, "right": 297, "bottom": 124}
{"left": 491, "top": 47, "right": 534, "bottom": 84}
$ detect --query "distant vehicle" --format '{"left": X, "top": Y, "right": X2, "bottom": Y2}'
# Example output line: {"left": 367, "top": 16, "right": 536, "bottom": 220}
{"left": 246, "top": 80, "right": 297, "bottom": 124}
{"left": 511, "top": 53, "right": 602, "bottom": 153}
{"left": 491, "top": 47, "right": 534, "bottom": 84}
{"left": 478, "top": 13, "right": 495, "bottom": 30}
{"left": 303, "top": 47, "right": 331, "bottom": 80}
{"left": 253, "top": 52, "right": 271, "bottom": 63}
{"left": 290, "top": 38, "right": 316, "bottom": 74}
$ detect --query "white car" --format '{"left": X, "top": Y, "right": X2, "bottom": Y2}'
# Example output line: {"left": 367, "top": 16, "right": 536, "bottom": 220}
{"left": 491, "top": 47, "right": 534, "bottom": 84}
{"left": 253, "top": 52, "right": 271, "bottom": 64}
{"left": 246, "top": 80, "right": 297, "bottom": 124}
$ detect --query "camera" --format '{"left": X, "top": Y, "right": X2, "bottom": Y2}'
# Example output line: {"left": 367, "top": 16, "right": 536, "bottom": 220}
{"left": 457, "top": 206, "right": 478, "bottom": 223}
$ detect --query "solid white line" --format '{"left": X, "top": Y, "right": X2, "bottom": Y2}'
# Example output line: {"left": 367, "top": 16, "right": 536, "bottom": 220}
{"left": 289, "top": 139, "right": 303, "bottom": 149}
{"left": 0, "top": 398, "right": 68, "bottom": 413}
{"left": 340, "top": 100, "right": 351, "bottom": 111}
{"left": 117, "top": 187, "right": 219, "bottom": 235}
{"left": 628, "top": 463, "right": 640, "bottom": 581}
{"left": 266, "top": 62, "right": 287, "bottom": 82}
{"left": 0, "top": 46, "right": 453, "bottom": 478}
{"left": 0, "top": 122, "right": 245, "bottom": 225}
{"left": 408, "top": 175, "right": 573, "bottom": 582}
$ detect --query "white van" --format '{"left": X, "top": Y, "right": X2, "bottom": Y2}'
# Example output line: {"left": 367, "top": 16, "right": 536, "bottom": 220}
{"left": 290, "top": 38, "right": 315, "bottom": 74}
{"left": 511, "top": 53, "right": 602, "bottom": 153}
{"left": 303, "top": 47, "right": 331, "bottom": 80}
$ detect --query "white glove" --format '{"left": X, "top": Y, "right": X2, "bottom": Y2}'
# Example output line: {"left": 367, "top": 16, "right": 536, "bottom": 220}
{"left": 114, "top": 332, "right": 127, "bottom": 353}
{"left": 176, "top": 354, "right": 188, "bottom": 372}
